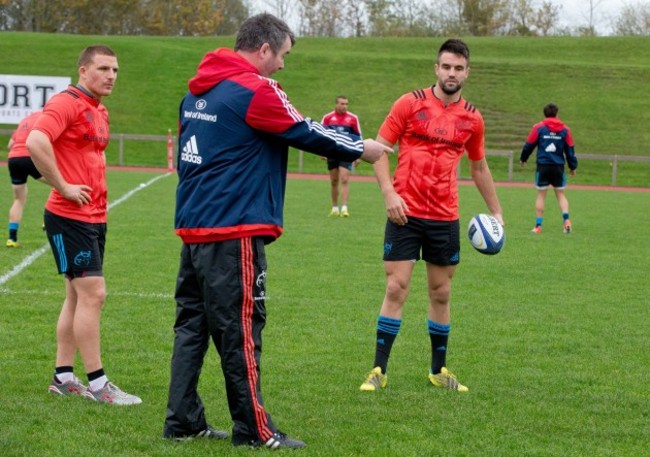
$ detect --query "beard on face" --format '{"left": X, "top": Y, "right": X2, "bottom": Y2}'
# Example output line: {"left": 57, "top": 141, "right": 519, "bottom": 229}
{"left": 439, "top": 79, "right": 463, "bottom": 95}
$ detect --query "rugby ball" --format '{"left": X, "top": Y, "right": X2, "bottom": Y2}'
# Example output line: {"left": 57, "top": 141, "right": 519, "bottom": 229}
{"left": 467, "top": 214, "right": 505, "bottom": 255}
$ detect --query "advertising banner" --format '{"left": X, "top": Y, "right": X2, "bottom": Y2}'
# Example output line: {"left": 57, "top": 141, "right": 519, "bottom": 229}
{"left": 0, "top": 74, "right": 71, "bottom": 124}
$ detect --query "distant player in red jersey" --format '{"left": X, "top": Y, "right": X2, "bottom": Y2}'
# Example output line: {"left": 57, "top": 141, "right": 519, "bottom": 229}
{"left": 27, "top": 45, "right": 141, "bottom": 405}
{"left": 360, "top": 39, "right": 504, "bottom": 393}
{"left": 5, "top": 111, "right": 47, "bottom": 247}
{"left": 321, "top": 96, "right": 362, "bottom": 217}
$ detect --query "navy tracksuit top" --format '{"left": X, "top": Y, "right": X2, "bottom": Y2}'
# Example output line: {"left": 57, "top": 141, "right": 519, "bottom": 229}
{"left": 175, "top": 48, "right": 364, "bottom": 244}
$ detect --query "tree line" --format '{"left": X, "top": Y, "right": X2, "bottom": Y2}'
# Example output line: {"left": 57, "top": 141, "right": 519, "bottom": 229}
{"left": 1, "top": 0, "right": 648, "bottom": 36}
{"left": 0, "top": 0, "right": 249, "bottom": 35}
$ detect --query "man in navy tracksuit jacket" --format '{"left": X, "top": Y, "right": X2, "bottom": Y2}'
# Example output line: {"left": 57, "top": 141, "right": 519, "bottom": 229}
{"left": 520, "top": 102, "right": 578, "bottom": 233}
{"left": 163, "top": 13, "right": 390, "bottom": 449}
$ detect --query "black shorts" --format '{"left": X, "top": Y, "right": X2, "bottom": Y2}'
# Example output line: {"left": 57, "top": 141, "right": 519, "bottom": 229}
{"left": 44, "top": 210, "right": 106, "bottom": 278}
{"left": 535, "top": 164, "right": 566, "bottom": 189}
{"left": 383, "top": 217, "right": 460, "bottom": 266}
{"left": 327, "top": 159, "right": 353, "bottom": 171}
{"left": 8, "top": 156, "right": 42, "bottom": 185}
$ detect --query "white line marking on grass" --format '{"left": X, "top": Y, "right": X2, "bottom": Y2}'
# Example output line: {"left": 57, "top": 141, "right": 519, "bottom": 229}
{"left": 0, "top": 173, "right": 172, "bottom": 287}
{"left": 0, "top": 288, "right": 174, "bottom": 300}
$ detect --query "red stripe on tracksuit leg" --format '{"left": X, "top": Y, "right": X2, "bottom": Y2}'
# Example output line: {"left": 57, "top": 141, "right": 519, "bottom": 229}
{"left": 240, "top": 238, "right": 273, "bottom": 441}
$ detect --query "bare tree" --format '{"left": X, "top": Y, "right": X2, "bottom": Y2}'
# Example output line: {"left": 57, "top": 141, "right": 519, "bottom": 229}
{"left": 533, "top": 1, "right": 560, "bottom": 36}
{"left": 575, "top": 0, "right": 605, "bottom": 35}
{"left": 344, "top": 0, "right": 367, "bottom": 37}
{"left": 508, "top": 0, "right": 536, "bottom": 35}
{"left": 614, "top": 1, "right": 650, "bottom": 35}
{"left": 461, "top": 0, "right": 510, "bottom": 36}
{"left": 366, "top": 0, "right": 445, "bottom": 36}
{"left": 215, "top": 0, "right": 249, "bottom": 35}
{"left": 298, "top": 0, "right": 339, "bottom": 36}
{"left": 437, "top": 0, "right": 470, "bottom": 36}
{"left": 0, "top": 0, "right": 249, "bottom": 35}
{"left": 261, "top": 0, "right": 294, "bottom": 21}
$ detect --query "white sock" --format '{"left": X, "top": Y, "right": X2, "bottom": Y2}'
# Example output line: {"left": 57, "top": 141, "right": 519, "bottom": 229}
{"left": 89, "top": 375, "right": 109, "bottom": 391}
{"left": 332, "top": 206, "right": 339, "bottom": 211}
{"left": 341, "top": 205, "right": 348, "bottom": 211}
{"left": 56, "top": 372, "right": 74, "bottom": 383}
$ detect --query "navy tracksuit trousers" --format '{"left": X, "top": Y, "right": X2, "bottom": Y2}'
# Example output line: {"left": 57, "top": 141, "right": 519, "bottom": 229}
{"left": 163, "top": 237, "right": 277, "bottom": 442}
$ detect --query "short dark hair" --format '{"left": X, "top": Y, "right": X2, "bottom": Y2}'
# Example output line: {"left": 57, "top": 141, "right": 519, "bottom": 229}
{"left": 235, "top": 13, "right": 296, "bottom": 54}
{"left": 437, "top": 39, "right": 470, "bottom": 65}
{"left": 336, "top": 95, "right": 348, "bottom": 102}
{"left": 78, "top": 45, "right": 116, "bottom": 67}
{"left": 544, "top": 103, "right": 559, "bottom": 117}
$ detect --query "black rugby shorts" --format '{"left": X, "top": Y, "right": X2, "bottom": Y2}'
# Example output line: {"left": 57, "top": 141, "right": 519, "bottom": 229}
{"left": 383, "top": 217, "right": 460, "bottom": 266}
{"left": 44, "top": 210, "right": 106, "bottom": 278}
{"left": 8, "top": 157, "right": 42, "bottom": 185}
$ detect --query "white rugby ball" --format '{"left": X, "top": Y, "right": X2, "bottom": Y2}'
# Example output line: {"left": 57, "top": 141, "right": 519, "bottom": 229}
{"left": 467, "top": 214, "right": 505, "bottom": 255}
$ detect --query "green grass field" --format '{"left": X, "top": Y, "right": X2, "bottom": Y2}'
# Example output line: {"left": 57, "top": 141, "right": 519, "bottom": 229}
{"left": 1, "top": 33, "right": 649, "bottom": 187}
{"left": 1, "top": 167, "right": 648, "bottom": 456}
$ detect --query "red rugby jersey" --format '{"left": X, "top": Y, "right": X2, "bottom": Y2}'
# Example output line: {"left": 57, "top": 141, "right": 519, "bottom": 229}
{"left": 8, "top": 111, "right": 42, "bottom": 159}
{"left": 379, "top": 87, "right": 485, "bottom": 221}
{"left": 321, "top": 110, "right": 362, "bottom": 136}
{"left": 32, "top": 85, "right": 110, "bottom": 223}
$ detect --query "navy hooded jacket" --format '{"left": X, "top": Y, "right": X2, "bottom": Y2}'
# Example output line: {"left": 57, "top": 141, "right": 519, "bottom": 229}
{"left": 174, "top": 48, "right": 364, "bottom": 244}
{"left": 520, "top": 117, "right": 578, "bottom": 170}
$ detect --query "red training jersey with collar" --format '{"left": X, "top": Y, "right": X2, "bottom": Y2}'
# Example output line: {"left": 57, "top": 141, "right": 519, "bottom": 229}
{"left": 379, "top": 87, "right": 485, "bottom": 221}
{"left": 32, "top": 85, "right": 110, "bottom": 223}
{"left": 9, "top": 111, "right": 42, "bottom": 159}
{"left": 321, "top": 110, "right": 362, "bottom": 136}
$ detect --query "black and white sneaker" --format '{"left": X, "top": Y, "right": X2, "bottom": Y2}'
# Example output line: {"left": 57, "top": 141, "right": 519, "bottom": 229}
{"left": 234, "top": 431, "right": 305, "bottom": 449}
{"left": 264, "top": 431, "right": 306, "bottom": 449}
{"left": 167, "top": 426, "right": 229, "bottom": 441}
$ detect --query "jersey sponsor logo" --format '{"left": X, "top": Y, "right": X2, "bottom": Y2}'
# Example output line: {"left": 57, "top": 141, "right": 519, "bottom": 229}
{"left": 410, "top": 132, "right": 463, "bottom": 150}
{"left": 183, "top": 110, "right": 217, "bottom": 122}
{"left": 195, "top": 99, "right": 207, "bottom": 110}
{"left": 545, "top": 143, "right": 558, "bottom": 152}
{"left": 83, "top": 133, "right": 109, "bottom": 145}
{"left": 180, "top": 135, "right": 202, "bottom": 165}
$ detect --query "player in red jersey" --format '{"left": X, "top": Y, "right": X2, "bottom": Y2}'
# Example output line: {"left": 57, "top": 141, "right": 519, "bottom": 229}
{"left": 27, "top": 45, "right": 141, "bottom": 405}
{"left": 321, "top": 96, "right": 362, "bottom": 217}
{"left": 5, "top": 111, "right": 47, "bottom": 247}
{"left": 360, "top": 39, "right": 504, "bottom": 393}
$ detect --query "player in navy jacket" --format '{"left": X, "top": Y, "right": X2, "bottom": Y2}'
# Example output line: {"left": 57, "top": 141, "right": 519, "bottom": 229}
{"left": 164, "top": 13, "right": 391, "bottom": 449}
{"left": 174, "top": 52, "right": 367, "bottom": 243}
{"left": 520, "top": 102, "right": 578, "bottom": 233}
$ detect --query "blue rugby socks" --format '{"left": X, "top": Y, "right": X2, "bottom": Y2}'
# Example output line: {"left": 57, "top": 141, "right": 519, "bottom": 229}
{"left": 373, "top": 315, "right": 401, "bottom": 374}
{"left": 428, "top": 320, "right": 450, "bottom": 375}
